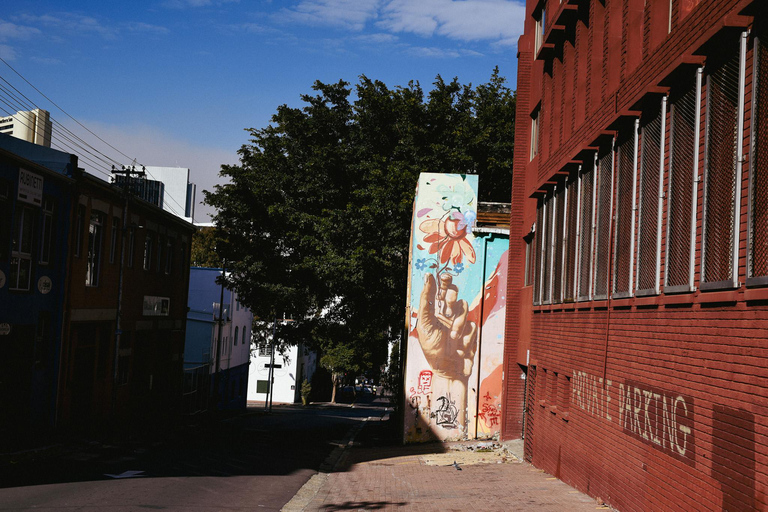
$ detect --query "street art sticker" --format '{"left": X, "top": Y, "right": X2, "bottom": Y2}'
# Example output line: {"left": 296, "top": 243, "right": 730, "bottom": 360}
{"left": 404, "top": 173, "right": 508, "bottom": 443}
{"left": 571, "top": 370, "right": 694, "bottom": 464}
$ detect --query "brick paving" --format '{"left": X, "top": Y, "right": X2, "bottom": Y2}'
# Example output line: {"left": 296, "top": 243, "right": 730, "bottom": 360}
{"left": 286, "top": 429, "right": 611, "bottom": 512}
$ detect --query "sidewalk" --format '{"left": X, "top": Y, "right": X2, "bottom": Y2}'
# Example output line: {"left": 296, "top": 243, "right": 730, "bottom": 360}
{"left": 284, "top": 414, "right": 611, "bottom": 512}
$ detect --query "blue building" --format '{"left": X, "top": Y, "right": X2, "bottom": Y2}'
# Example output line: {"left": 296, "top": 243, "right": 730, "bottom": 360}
{"left": 185, "top": 267, "right": 252, "bottom": 413}
{"left": 0, "top": 133, "right": 77, "bottom": 441}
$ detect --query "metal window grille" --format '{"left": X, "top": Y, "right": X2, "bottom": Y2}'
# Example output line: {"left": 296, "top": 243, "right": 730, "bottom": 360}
{"left": 665, "top": 70, "right": 701, "bottom": 291}
{"left": 636, "top": 98, "right": 665, "bottom": 295}
{"left": 533, "top": 200, "right": 544, "bottom": 305}
{"left": 542, "top": 194, "right": 554, "bottom": 304}
{"left": 564, "top": 172, "right": 580, "bottom": 301}
{"left": 594, "top": 147, "right": 615, "bottom": 300}
{"left": 702, "top": 36, "right": 744, "bottom": 288}
{"left": 577, "top": 158, "right": 596, "bottom": 300}
{"left": 612, "top": 123, "right": 638, "bottom": 298}
{"left": 552, "top": 183, "right": 567, "bottom": 303}
{"left": 523, "top": 366, "right": 535, "bottom": 462}
{"left": 750, "top": 31, "right": 768, "bottom": 283}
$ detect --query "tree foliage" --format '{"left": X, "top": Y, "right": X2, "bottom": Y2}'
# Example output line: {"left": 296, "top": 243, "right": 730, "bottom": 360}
{"left": 204, "top": 68, "right": 515, "bottom": 375}
{"left": 190, "top": 226, "right": 223, "bottom": 268}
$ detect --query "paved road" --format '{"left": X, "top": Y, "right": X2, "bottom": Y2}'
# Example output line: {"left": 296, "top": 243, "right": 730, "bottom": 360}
{"left": 0, "top": 400, "right": 389, "bottom": 511}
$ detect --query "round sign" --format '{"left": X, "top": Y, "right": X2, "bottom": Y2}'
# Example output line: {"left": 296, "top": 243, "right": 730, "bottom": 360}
{"left": 38, "top": 276, "right": 52, "bottom": 294}
{"left": 0, "top": 270, "right": 5, "bottom": 289}
{"left": 0, "top": 323, "right": 10, "bottom": 336}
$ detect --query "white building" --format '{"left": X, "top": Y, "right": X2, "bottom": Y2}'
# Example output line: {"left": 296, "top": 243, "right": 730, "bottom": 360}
{"left": 0, "top": 109, "right": 52, "bottom": 147}
{"left": 141, "top": 166, "right": 197, "bottom": 223}
{"left": 248, "top": 337, "right": 316, "bottom": 404}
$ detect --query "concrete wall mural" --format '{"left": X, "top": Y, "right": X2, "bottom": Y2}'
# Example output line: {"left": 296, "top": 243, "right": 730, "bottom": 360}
{"left": 404, "top": 173, "right": 508, "bottom": 442}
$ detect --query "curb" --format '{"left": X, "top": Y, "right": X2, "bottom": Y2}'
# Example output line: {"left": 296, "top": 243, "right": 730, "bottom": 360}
{"left": 281, "top": 416, "right": 370, "bottom": 512}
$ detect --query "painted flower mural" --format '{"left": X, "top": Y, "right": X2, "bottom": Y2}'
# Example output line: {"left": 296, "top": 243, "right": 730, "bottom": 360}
{"left": 406, "top": 173, "right": 508, "bottom": 444}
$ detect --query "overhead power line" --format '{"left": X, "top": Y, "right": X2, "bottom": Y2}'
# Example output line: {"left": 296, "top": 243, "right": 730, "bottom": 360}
{"left": 0, "top": 58, "right": 193, "bottom": 215}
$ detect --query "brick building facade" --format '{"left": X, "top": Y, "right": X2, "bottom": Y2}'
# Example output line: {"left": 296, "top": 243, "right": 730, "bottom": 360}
{"left": 504, "top": 0, "right": 768, "bottom": 510}
{"left": 57, "top": 173, "right": 194, "bottom": 435}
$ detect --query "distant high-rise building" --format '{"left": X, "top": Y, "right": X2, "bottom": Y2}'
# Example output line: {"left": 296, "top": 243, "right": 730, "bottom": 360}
{"left": 141, "top": 166, "right": 197, "bottom": 223}
{"left": 0, "top": 109, "right": 52, "bottom": 148}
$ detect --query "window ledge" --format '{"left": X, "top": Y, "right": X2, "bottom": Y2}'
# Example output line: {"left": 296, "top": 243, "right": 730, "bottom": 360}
{"left": 743, "top": 287, "right": 768, "bottom": 302}
{"left": 698, "top": 289, "right": 739, "bottom": 304}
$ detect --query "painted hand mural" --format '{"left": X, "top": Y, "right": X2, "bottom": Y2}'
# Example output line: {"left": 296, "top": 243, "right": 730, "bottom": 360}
{"left": 416, "top": 272, "right": 478, "bottom": 380}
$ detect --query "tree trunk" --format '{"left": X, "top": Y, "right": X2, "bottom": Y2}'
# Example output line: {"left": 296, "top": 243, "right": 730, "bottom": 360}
{"left": 330, "top": 374, "right": 338, "bottom": 403}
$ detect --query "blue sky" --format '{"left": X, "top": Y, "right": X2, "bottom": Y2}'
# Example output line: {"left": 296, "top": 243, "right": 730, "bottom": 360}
{"left": 1, "top": 0, "right": 525, "bottom": 221}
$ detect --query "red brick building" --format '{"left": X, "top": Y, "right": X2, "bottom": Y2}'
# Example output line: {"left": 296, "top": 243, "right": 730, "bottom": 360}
{"left": 503, "top": 0, "right": 768, "bottom": 510}
{"left": 58, "top": 173, "right": 194, "bottom": 436}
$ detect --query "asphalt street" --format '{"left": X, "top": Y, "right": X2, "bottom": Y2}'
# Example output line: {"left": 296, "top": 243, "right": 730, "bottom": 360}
{"left": 0, "top": 399, "right": 389, "bottom": 511}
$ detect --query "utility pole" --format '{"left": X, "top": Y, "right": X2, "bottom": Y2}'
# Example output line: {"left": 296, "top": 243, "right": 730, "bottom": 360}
{"left": 110, "top": 165, "right": 146, "bottom": 417}
{"left": 266, "top": 317, "right": 276, "bottom": 412}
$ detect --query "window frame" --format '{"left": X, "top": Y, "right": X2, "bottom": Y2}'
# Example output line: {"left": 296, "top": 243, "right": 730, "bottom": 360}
{"left": 700, "top": 33, "right": 747, "bottom": 291}
{"left": 612, "top": 121, "right": 639, "bottom": 299}
{"left": 10, "top": 204, "right": 34, "bottom": 291}
{"left": 748, "top": 30, "right": 768, "bottom": 286}
{"left": 635, "top": 97, "right": 667, "bottom": 297}
{"left": 664, "top": 67, "right": 703, "bottom": 294}
{"left": 86, "top": 210, "right": 104, "bottom": 287}
{"left": 38, "top": 197, "right": 54, "bottom": 265}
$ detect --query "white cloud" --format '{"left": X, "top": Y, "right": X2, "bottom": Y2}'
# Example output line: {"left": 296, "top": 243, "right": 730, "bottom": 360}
{"left": 14, "top": 13, "right": 115, "bottom": 39}
{"left": 124, "top": 22, "right": 171, "bottom": 35}
{"left": 0, "top": 44, "right": 17, "bottom": 60}
{"left": 380, "top": 0, "right": 524, "bottom": 42}
{"left": 406, "top": 46, "right": 484, "bottom": 59}
{"left": 0, "top": 19, "right": 41, "bottom": 41}
{"left": 278, "top": 0, "right": 381, "bottom": 31}
{"left": 353, "top": 32, "right": 398, "bottom": 44}
{"left": 162, "top": 0, "right": 240, "bottom": 9}
{"left": 67, "top": 121, "right": 238, "bottom": 222}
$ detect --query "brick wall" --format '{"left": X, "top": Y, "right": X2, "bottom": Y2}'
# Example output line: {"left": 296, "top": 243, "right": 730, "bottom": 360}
{"left": 507, "top": 0, "right": 768, "bottom": 509}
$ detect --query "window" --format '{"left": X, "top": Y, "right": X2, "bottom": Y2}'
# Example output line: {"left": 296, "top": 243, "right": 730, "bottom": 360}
{"left": 577, "top": 157, "right": 596, "bottom": 301}
{"left": 74, "top": 204, "right": 85, "bottom": 257}
{"left": 39, "top": 198, "right": 54, "bottom": 265}
{"left": 701, "top": 34, "right": 746, "bottom": 290}
{"left": 665, "top": 68, "right": 702, "bottom": 292}
{"left": 749, "top": 26, "right": 768, "bottom": 285}
{"left": 86, "top": 211, "right": 104, "bottom": 286}
{"left": 563, "top": 172, "right": 580, "bottom": 302}
{"left": 552, "top": 182, "right": 566, "bottom": 304}
{"left": 165, "top": 239, "right": 173, "bottom": 274}
{"left": 234, "top": 326, "right": 239, "bottom": 346}
{"left": 531, "top": 106, "right": 541, "bottom": 160}
{"left": 143, "top": 234, "right": 153, "bottom": 271}
{"left": 541, "top": 194, "right": 554, "bottom": 304}
{"left": 593, "top": 146, "right": 615, "bottom": 300}
{"left": 156, "top": 235, "right": 163, "bottom": 273}
{"left": 110, "top": 216, "right": 119, "bottom": 264}
{"left": 10, "top": 204, "right": 34, "bottom": 291}
{"left": 128, "top": 227, "right": 135, "bottom": 268}
{"left": 256, "top": 380, "right": 269, "bottom": 394}
{"left": 612, "top": 122, "right": 639, "bottom": 299}
{"left": 636, "top": 98, "right": 666, "bottom": 296}
{"left": 242, "top": 326, "right": 247, "bottom": 346}
{"left": 534, "top": 6, "right": 546, "bottom": 53}
{"left": 533, "top": 199, "right": 545, "bottom": 305}
{"left": 259, "top": 342, "right": 272, "bottom": 357}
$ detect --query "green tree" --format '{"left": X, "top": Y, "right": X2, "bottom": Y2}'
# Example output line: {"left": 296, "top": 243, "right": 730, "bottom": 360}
{"left": 190, "top": 226, "right": 223, "bottom": 268}
{"left": 204, "top": 69, "right": 515, "bottom": 390}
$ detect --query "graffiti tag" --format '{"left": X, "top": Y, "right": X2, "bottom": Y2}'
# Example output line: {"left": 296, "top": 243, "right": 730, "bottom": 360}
{"left": 478, "top": 392, "right": 500, "bottom": 428}
{"left": 433, "top": 394, "right": 459, "bottom": 429}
